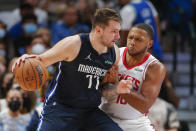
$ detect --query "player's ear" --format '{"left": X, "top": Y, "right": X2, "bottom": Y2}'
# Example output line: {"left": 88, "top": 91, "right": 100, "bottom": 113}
{"left": 148, "top": 40, "right": 153, "bottom": 49}
{"left": 95, "top": 26, "right": 101, "bottom": 33}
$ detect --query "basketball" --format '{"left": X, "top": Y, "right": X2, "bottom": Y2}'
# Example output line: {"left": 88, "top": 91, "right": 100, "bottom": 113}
{"left": 14, "top": 58, "right": 47, "bottom": 91}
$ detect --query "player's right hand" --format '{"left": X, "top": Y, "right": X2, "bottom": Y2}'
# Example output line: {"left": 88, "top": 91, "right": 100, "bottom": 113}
{"left": 117, "top": 79, "right": 133, "bottom": 94}
{"left": 12, "top": 54, "right": 37, "bottom": 72}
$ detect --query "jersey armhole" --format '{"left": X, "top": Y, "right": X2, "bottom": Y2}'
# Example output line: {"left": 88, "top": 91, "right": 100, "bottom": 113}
{"left": 142, "top": 59, "right": 158, "bottom": 80}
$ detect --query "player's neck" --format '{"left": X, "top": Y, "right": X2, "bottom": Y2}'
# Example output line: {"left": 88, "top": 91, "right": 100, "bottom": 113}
{"left": 126, "top": 52, "right": 148, "bottom": 67}
{"left": 89, "top": 32, "right": 108, "bottom": 55}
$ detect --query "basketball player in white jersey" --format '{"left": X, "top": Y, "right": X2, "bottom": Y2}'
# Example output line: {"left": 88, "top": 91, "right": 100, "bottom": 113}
{"left": 101, "top": 23, "right": 166, "bottom": 131}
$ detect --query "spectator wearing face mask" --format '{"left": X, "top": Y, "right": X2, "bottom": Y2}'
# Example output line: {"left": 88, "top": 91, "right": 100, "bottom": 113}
{"left": 7, "top": 3, "right": 34, "bottom": 42}
{"left": 13, "top": 14, "right": 39, "bottom": 56}
{"left": 27, "top": 34, "right": 47, "bottom": 55}
{"left": 35, "top": 27, "right": 52, "bottom": 48}
{"left": 0, "top": 88, "right": 30, "bottom": 131}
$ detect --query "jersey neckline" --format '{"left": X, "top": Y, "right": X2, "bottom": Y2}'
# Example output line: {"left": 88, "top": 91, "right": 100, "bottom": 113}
{"left": 122, "top": 47, "right": 150, "bottom": 70}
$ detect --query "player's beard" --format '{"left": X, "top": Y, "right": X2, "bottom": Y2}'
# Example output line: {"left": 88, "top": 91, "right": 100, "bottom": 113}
{"left": 127, "top": 45, "right": 148, "bottom": 56}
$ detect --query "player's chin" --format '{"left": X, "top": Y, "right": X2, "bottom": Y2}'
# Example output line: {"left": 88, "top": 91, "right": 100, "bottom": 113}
{"left": 127, "top": 49, "right": 136, "bottom": 56}
{"left": 108, "top": 42, "right": 115, "bottom": 47}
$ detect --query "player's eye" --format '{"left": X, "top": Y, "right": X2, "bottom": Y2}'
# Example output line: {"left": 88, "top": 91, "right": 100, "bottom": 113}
{"left": 135, "top": 38, "right": 142, "bottom": 42}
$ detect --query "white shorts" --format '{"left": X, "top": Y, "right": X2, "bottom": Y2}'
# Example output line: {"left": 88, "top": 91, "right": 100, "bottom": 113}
{"left": 110, "top": 115, "right": 155, "bottom": 131}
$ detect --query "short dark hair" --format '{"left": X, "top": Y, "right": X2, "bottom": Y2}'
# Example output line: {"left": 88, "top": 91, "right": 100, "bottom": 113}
{"left": 21, "top": 14, "right": 37, "bottom": 24}
{"left": 91, "top": 8, "right": 122, "bottom": 29}
{"left": 133, "top": 23, "right": 154, "bottom": 40}
{"left": 20, "top": 3, "right": 33, "bottom": 10}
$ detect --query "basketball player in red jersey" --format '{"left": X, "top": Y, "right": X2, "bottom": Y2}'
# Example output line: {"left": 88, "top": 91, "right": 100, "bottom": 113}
{"left": 101, "top": 23, "right": 166, "bottom": 131}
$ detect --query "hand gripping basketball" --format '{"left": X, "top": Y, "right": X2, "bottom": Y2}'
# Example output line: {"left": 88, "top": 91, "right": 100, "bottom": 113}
{"left": 13, "top": 54, "right": 47, "bottom": 91}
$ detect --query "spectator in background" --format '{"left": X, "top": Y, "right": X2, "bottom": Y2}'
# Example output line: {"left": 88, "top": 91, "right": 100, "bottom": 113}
{"left": 35, "top": 28, "right": 52, "bottom": 48}
{"left": 8, "top": 57, "right": 18, "bottom": 73}
{"left": 0, "top": 21, "right": 15, "bottom": 66}
{"left": 167, "top": 0, "right": 193, "bottom": 52}
{"left": 51, "top": 5, "right": 90, "bottom": 44}
{"left": 11, "top": 0, "right": 48, "bottom": 27}
{"left": 0, "top": 41, "right": 6, "bottom": 65}
{"left": 96, "top": 0, "right": 118, "bottom": 9}
{"left": 0, "top": 21, "right": 7, "bottom": 41}
{"left": 118, "top": 0, "right": 163, "bottom": 60}
{"left": 8, "top": 3, "right": 34, "bottom": 42}
{"left": 27, "top": 35, "right": 47, "bottom": 54}
{"left": 0, "top": 72, "right": 14, "bottom": 99}
{"left": 20, "top": 90, "right": 37, "bottom": 115}
{"left": 38, "top": 0, "right": 68, "bottom": 24}
{"left": 39, "top": 0, "right": 68, "bottom": 13}
{"left": 76, "top": 0, "right": 97, "bottom": 28}
{"left": 13, "top": 14, "right": 38, "bottom": 56}
{"left": 159, "top": 72, "right": 180, "bottom": 109}
{"left": 148, "top": 97, "right": 180, "bottom": 131}
{"left": 0, "top": 0, "right": 47, "bottom": 30}
{"left": 0, "top": 89, "right": 30, "bottom": 131}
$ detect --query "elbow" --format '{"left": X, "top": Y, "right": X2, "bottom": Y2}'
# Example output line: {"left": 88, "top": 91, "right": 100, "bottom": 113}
{"left": 137, "top": 98, "right": 155, "bottom": 114}
{"left": 138, "top": 104, "right": 149, "bottom": 114}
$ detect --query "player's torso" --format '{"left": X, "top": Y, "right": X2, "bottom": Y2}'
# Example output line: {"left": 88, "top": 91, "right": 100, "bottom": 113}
{"left": 101, "top": 47, "right": 158, "bottom": 119}
{"left": 46, "top": 33, "right": 116, "bottom": 109}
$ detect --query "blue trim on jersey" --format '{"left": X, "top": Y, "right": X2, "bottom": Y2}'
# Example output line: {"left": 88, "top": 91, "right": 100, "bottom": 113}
{"left": 46, "top": 62, "right": 62, "bottom": 103}
{"left": 37, "top": 62, "right": 62, "bottom": 131}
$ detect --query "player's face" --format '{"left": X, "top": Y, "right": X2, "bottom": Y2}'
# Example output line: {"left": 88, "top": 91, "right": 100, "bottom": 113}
{"left": 7, "top": 90, "right": 23, "bottom": 104}
{"left": 100, "top": 20, "right": 121, "bottom": 48}
{"left": 126, "top": 27, "right": 152, "bottom": 56}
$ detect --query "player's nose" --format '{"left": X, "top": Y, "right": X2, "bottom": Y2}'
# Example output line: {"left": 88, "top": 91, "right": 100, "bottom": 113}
{"left": 115, "top": 32, "right": 120, "bottom": 40}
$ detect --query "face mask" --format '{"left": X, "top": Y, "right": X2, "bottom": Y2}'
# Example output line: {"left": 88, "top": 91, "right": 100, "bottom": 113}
{"left": 31, "top": 43, "right": 46, "bottom": 54}
{"left": 0, "top": 28, "right": 6, "bottom": 39}
{"left": 48, "top": 66, "right": 54, "bottom": 74}
{"left": 0, "top": 49, "right": 5, "bottom": 57}
{"left": 24, "top": 23, "right": 37, "bottom": 34}
{"left": 8, "top": 100, "right": 21, "bottom": 112}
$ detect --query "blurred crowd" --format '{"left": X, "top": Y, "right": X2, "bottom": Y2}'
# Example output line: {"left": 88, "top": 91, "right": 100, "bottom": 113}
{"left": 0, "top": 0, "right": 195, "bottom": 131}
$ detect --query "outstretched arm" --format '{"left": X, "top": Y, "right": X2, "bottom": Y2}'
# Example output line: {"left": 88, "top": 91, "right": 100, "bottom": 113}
{"left": 12, "top": 35, "right": 81, "bottom": 71}
{"left": 39, "top": 35, "right": 81, "bottom": 66}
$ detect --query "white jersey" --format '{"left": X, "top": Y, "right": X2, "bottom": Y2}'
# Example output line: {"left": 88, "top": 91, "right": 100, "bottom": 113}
{"left": 101, "top": 47, "right": 158, "bottom": 120}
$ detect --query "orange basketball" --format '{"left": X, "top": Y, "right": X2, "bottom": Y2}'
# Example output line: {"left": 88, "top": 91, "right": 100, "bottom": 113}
{"left": 14, "top": 58, "right": 47, "bottom": 91}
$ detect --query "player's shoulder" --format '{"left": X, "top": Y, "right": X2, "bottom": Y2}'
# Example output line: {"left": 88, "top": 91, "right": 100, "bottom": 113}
{"left": 66, "top": 34, "right": 81, "bottom": 43}
{"left": 61, "top": 34, "right": 81, "bottom": 48}
{"left": 148, "top": 60, "right": 166, "bottom": 75}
